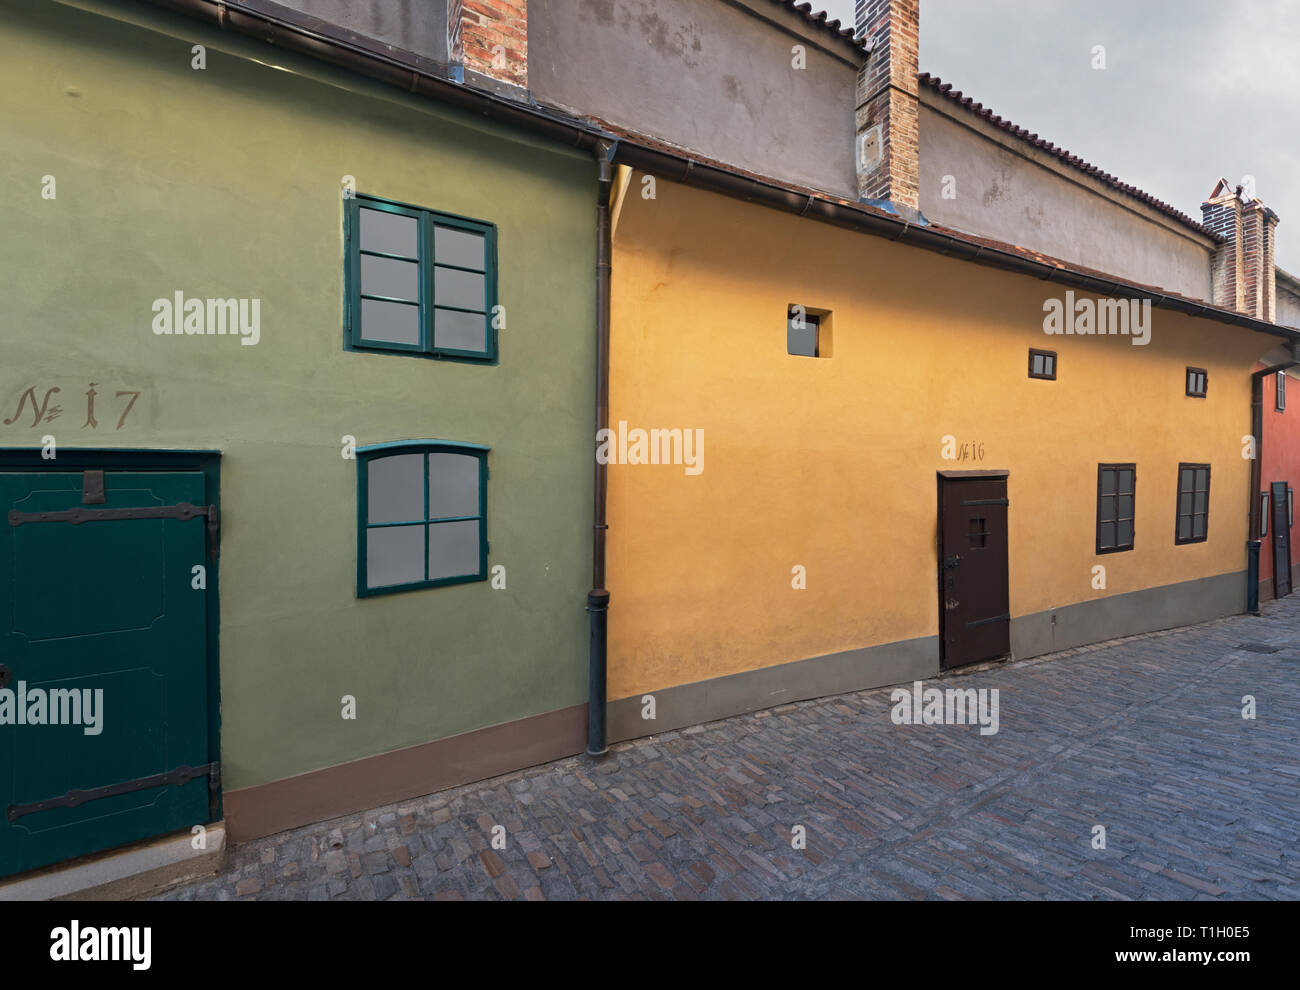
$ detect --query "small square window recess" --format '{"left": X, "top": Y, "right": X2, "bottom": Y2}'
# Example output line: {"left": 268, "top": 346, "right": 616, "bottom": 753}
{"left": 1029, "top": 349, "right": 1057, "bottom": 380}
{"left": 787, "top": 306, "right": 832, "bottom": 358}
{"left": 1186, "top": 367, "right": 1207, "bottom": 398}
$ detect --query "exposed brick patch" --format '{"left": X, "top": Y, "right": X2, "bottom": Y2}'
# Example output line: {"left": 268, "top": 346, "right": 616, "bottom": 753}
{"left": 461, "top": 0, "right": 527, "bottom": 88}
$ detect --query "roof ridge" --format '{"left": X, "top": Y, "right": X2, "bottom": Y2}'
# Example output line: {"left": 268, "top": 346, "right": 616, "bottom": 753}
{"left": 918, "top": 72, "right": 1217, "bottom": 240}
{"left": 769, "top": 1, "right": 871, "bottom": 51}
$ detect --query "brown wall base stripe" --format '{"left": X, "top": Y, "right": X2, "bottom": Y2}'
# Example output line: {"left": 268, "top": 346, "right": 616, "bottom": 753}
{"left": 223, "top": 704, "right": 588, "bottom": 843}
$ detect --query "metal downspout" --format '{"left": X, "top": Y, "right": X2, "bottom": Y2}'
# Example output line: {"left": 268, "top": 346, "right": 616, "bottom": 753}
{"left": 587, "top": 140, "right": 616, "bottom": 757}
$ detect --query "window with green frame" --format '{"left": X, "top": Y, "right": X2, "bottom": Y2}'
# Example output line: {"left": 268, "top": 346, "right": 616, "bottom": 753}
{"left": 357, "top": 441, "right": 489, "bottom": 597}
{"left": 345, "top": 194, "right": 498, "bottom": 362}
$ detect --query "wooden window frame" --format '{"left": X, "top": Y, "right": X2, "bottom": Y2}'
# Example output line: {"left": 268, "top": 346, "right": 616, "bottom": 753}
{"left": 1185, "top": 367, "right": 1207, "bottom": 398}
{"left": 345, "top": 194, "right": 499, "bottom": 363}
{"left": 356, "top": 440, "right": 489, "bottom": 598}
{"left": 1028, "top": 348, "right": 1057, "bottom": 381}
{"left": 1174, "top": 462, "right": 1211, "bottom": 546}
{"left": 1096, "top": 463, "right": 1137, "bottom": 555}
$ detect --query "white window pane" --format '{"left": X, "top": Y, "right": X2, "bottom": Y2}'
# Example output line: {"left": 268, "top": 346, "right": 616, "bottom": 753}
{"left": 368, "top": 454, "right": 424, "bottom": 524}
{"left": 367, "top": 523, "right": 425, "bottom": 588}
{"left": 360, "top": 208, "right": 417, "bottom": 257}
{"left": 435, "top": 226, "right": 485, "bottom": 270}
{"left": 360, "top": 298, "right": 419, "bottom": 345}
{"left": 428, "top": 453, "right": 480, "bottom": 518}
{"left": 427, "top": 520, "right": 480, "bottom": 581}
{"left": 435, "top": 308, "right": 487, "bottom": 352}
{"left": 362, "top": 255, "right": 419, "bottom": 301}
{"left": 434, "top": 267, "right": 485, "bottom": 311}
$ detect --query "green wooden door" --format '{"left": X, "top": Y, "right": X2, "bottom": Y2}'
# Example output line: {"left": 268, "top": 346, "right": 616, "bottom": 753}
{"left": 0, "top": 470, "right": 215, "bottom": 878}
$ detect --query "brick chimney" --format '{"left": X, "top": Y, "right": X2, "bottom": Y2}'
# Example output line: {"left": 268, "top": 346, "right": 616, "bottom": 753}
{"left": 854, "top": 0, "right": 920, "bottom": 213}
{"left": 458, "top": 0, "right": 527, "bottom": 90}
{"left": 1202, "top": 178, "right": 1280, "bottom": 322}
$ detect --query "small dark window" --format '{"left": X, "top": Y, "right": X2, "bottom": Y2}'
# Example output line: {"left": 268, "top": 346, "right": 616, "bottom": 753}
{"left": 1028, "top": 349, "right": 1057, "bottom": 380}
{"left": 1175, "top": 463, "right": 1210, "bottom": 545}
{"left": 787, "top": 306, "right": 827, "bottom": 358}
{"left": 1186, "top": 367, "right": 1207, "bottom": 397}
{"left": 1097, "top": 463, "right": 1136, "bottom": 554}
{"left": 1278, "top": 371, "right": 1287, "bottom": 411}
{"left": 967, "top": 516, "right": 989, "bottom": 549}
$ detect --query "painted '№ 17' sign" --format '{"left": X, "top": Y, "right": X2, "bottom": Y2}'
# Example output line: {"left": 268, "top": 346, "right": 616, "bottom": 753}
{"left": 3, "top": 382, "right": 144, "bottom": 431}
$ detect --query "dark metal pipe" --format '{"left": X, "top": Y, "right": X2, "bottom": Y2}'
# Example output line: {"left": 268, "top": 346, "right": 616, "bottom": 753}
{"left": 586, "top": 590, "right": 610, "bottom": 756}
{"left": 1247, "top": 540, "right": 1261, "bottom": 615}
{"left": 587, "top": 141, "right": 615, "bottom": 757}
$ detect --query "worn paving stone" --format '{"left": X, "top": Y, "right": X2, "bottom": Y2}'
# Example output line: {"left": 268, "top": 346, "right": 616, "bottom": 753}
{"left": 156, "top": 597, "right": 1300, "bottom": 900}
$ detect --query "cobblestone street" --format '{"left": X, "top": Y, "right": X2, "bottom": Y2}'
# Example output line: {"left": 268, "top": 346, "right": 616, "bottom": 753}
{"left": 160, "top": 597, "right": 1300, "bottom": 900}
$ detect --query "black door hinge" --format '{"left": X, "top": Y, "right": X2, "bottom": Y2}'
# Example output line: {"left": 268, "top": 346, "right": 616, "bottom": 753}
{"left": 8, "top": 502, "right": 220, "bottom": 561}
{"left": 8, "top": 761, "right": 221, "bottom": 823}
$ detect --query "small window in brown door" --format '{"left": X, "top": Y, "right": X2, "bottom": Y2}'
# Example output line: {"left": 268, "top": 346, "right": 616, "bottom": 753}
{"left": 1097, "top": 464, "right": 1136, "bottom": 554}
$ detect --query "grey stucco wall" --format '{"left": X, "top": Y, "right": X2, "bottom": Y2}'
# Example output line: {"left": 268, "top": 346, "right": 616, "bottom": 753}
{"left": 1277, "top": 276, "right": 1300, "bottom": 330}
{"left": 918, "top": 103, "right": 1215, "bottom": 302}
{"left": 242, "top": 0, "right": 450, "bottom": 65}
{"left": 529, "top": 0, "right": 860, "bottom": 198}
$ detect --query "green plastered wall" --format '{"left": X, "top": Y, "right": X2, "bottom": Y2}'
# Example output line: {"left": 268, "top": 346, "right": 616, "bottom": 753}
{"left": 0, "top": 0, "right": 596, "bottom": 790}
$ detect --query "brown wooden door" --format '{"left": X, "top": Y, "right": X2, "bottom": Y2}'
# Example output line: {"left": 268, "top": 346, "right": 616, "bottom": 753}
{"left": 939, "top": 475, "right": 1011, "bottom": 669}
{"left": 1272, "top": 481, "right": 1292, "bottom": 598}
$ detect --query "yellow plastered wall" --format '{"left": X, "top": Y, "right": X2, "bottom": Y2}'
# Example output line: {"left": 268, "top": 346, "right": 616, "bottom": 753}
{"left": 607, "top": 177, "right": 1272, "bottom": 700}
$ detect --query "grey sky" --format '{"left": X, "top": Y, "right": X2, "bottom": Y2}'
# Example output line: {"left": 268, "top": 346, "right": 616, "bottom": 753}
{"left": 817, "top": 0, "right": 1299, "bottom": 273}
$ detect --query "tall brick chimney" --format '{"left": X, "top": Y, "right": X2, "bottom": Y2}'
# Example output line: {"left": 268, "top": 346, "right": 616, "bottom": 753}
{"left": 1202, "top": 178, "right": 1280, "bottom": 322}
{"left": 458, "top": 0, "right": 527, "bottom": 90}
{"left": 854, "top": 0, "right": 920, "bottom": 213}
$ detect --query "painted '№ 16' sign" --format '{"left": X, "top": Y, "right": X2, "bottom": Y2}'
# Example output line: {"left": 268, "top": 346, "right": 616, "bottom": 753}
{"left": 3, "top": 382, "right": 143, "bottom": 431}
